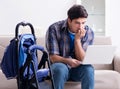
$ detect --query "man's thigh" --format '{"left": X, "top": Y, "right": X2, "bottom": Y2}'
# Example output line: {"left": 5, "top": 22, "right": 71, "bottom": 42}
{"left": 69, "top": 64, "right": 94, "bottom": 81}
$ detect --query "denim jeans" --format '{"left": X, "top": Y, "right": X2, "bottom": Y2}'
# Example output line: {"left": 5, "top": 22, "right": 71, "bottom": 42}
{"left": 51, "top": 63, "right": 94, "bottom": 89}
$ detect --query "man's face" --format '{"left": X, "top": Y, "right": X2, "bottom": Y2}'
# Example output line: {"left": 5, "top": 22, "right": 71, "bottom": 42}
{"left": 68, "top": 17, "right": 87, "bottom": 33}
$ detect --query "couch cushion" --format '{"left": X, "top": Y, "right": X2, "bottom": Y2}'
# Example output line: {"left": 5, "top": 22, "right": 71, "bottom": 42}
{"left": 0, "top": 70, "right": 120, "bottom": 89}
{"left": 93, "top": 36, "right": 112, "bottom": 45}
{"left": 92, "top": 36, "right": 113, "bottom": 70}
{"left": 0, "top": 70, "right": 17, "bottom": 89}
{"left": 95, "top": 70, "right": 120, "bottom": 89}
{"left": 64, "top": 70, "right": 120, "bottom": 89}
{"left": 92, "top": 64, "right": 113, "bottom": 70}
{"left": 0, "top": 46, "right": 5, "bottom": 63}
{"left": 0, "top": 37, "right": 13, "bottom": 62}
{"left": 113, "top": 54, "right": 120, "bottom": 73}
{"left": 0, "top": 37, "right": 45, "bottom": 62}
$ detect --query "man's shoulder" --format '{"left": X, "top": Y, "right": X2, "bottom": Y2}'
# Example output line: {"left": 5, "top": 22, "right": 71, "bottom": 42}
{"left": 85, "top": 25, "right": 91, "bottom": 30}
{"left": 53, "top": 20, "right": 66, "bottom": 25}
{"left": 84, "top": 25, "right": 94, "bottom": 38}
{"left": 85, "top": 25, "right": 94, "bottom": 32}
{"left": 49, "top": 20, "right": 67, "bottom": 29}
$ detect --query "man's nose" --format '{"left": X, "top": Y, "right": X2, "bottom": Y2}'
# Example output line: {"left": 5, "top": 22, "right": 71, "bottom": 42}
{"left": 79, "top": 25, "right": 83, "bottom": 30}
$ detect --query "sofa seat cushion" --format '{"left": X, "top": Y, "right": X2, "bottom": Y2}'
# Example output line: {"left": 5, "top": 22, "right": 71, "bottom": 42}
{"left": 1, "top": 70, "right": 120, "bottom": 89}
{"left": 95, "top": 70, "right": 120, "bottom": 89}
{"left": 64, "top": 70, "right": 120, "bottom": 89}
{"left": 0, "top": 70, "right": 17, "bottom": 89}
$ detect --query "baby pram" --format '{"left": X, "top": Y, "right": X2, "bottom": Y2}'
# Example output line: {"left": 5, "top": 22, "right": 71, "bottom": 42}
{"left": 1, "top": 22, "right": 55, "bottom": 89}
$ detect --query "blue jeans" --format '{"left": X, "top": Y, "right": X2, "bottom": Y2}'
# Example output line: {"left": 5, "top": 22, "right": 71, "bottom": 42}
{"left": 51, "top": 63, "right": 94, "bottom": 89}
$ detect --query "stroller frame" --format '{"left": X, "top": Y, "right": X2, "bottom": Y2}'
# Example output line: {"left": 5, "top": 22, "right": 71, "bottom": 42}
{"left": 15, "top": 22, "right": 55, "bottom": 89}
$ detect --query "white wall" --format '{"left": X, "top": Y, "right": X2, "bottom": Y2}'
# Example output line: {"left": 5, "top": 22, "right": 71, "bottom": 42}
{"left": 110, "top": 0, "right": 120, "bottom": 46}
{"left": 1, "top": 0, "right": 120, "bottom": 51}
{"left": 106, "top": 0, "right": 120, "bottom": 52}
{"left": 0, "top": 0, "right": 76, "bottom": 36}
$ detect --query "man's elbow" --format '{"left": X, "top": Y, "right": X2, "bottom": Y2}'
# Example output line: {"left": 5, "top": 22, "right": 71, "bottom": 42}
{"left": 77, "top": 55, "right": 85, "bottom": 62}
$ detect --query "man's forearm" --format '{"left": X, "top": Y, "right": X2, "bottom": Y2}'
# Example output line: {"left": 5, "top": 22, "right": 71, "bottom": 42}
{"left": 49, "top": 54, "right": 81, "bottom": 68}
{"left": 50, "top": 54, "right": 71, "bottom": 64}
{"left": 74, "top": 39, "right": 85, "bottom": 61}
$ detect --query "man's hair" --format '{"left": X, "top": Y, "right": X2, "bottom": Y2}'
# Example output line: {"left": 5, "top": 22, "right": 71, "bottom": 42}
{"left": 67, "top": 4, "right": 88, "bottom": 20}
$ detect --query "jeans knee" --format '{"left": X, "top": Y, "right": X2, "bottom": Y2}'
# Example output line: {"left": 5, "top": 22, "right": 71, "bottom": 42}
{"left": 85, "top": 65, "right": 94, "bottom": 73}
{"left": 51, "top": 63, "right": 69, "bottom": 78}
{"left": 82, "top": 65, "right": 94, "bottom": 78}
{"left": 84, "top": 65, "right": 94, "bottom": 74}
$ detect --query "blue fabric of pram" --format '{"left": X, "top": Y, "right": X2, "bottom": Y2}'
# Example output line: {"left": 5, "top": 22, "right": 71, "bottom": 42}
{"left": 28, "top": 45, "right": 49, "bottom": 82}
{"left": 18, "top": 34, "right": 36, "bottom": 78}
{"left": 19, "top": 34, "right": 35, "bottom": 68}
{"left": 19, "top": 34, "right": 49, "bottom": 82}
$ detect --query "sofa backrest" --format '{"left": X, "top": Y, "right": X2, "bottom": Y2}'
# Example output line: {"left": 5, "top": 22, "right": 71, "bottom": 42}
{"left": 93, "top": 36, "right": 112, "bottom": 45}
{"left": 0, "top": 36, "right": 113, "bottom": 70}
{"left": 0, "top": 37, "right": 13, "bottom": 63}
{"left": 92, "top": 36, "right": 113, "bottom": 70}
{"left": 0, "top": 36, "right": 45, "bottom": 63}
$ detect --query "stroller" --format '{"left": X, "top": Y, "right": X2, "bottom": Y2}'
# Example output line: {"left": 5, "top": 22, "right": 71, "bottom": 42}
{"left": 1, "top": 22, "right": 55, "bottom": 89}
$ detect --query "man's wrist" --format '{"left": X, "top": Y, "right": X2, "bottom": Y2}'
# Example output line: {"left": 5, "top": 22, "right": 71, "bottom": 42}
{"left": 75, "top": 38, "right": 81, "bottom": 43}
{"left": 74, "top": 38, "right": 82, "bottom": 48}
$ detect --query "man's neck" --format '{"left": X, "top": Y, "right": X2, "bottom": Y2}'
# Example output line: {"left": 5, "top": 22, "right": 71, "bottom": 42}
{"left": 68, "top": 29, "right": 75, "bottom": 35}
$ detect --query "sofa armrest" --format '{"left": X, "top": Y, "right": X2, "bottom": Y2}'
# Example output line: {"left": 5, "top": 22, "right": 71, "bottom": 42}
{"left": 113, "top": 54, "right": 120, "bottom": 73}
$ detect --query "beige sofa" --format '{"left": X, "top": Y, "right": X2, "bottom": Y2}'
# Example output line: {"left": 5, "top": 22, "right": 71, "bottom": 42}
{"left": 0, "top": 36, "right": 120, "bottom": 89}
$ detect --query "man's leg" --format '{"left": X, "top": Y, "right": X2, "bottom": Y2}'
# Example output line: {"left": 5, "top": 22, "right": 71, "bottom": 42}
{"left": 51, "top": 63, "right": 69, "bottom": 89}
{"left": 69, "top": 64, "right": 94, "bottom": 89}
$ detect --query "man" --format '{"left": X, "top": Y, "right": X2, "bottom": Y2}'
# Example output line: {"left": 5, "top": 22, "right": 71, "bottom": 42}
{"left": 46, "top": 4, "right": 94, "bottom": 89}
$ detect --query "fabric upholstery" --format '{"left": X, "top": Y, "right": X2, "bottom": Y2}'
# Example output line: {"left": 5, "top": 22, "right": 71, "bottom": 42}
{"left": 113, "top": 54, "right": 120, "bottom": 73}
{"left": 0, "top": 36, "right": 120, "bottom": 89}
{"left": 65, "top": 70, "right": 120, "bottom": 89}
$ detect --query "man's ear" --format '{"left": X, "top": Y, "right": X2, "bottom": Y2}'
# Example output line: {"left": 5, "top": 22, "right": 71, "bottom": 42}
{"left": 68, "top": 18, "right": 72, "bottom": 25}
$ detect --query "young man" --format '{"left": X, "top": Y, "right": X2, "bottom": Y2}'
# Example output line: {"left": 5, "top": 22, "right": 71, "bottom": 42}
{"left": 46, "top": 4, "right": 94, "bottom": 89}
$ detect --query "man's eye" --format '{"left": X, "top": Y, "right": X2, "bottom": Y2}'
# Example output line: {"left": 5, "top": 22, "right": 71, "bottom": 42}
{"left": 82, "top": 22, "right": 85, "bottom": 24}
{"left": 75, "top": 22, "right": 80, "bottom": 24}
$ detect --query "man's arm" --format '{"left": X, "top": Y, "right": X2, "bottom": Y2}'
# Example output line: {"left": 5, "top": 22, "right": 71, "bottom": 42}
{"left": 74, "top": 39, "right": 85, "bottom": 61}
{"left": 74, "top": 29, "right": 86, "bottom": 61}
{"left": 50, "top": 54, "right": 81, "bottom": 68}
{"left": 74, "top": 27, "right": 94, "bottom": 61}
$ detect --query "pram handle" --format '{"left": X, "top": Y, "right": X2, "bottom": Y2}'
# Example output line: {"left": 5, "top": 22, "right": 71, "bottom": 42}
{"left": 15, "top": 22, "right": 35, "bottom": 38}
{"left": 29, "top": 45, "right": 44, "bottom": 53}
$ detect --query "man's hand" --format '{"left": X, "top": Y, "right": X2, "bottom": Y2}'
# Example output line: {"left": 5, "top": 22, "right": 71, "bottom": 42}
{"left": 67, "top": 58, "right": 81, "bottom": 68}
{"left": 75, "top": 28, "right": 86, "bottom": 40}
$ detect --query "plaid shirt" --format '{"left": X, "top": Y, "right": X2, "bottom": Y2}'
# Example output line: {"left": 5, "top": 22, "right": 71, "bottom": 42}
{"left": 46, "top": 19, "right": 94, "bottom": 58}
